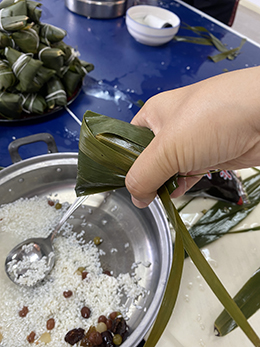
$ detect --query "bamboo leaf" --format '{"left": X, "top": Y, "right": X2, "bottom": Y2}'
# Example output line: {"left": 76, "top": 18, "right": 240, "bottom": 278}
{"left": 207, "top": 32, "right": 228, "bottom": 52}
{"left": 144, "top": 185, "right": 184, "bottom": 347}
{"left": 188, "top": 170, "right": 260, "bottom": 249}
{"left": 76, "top": 110, "right": 155, "bottom": 195}
{"left": 209, "top": 39, "right": 246, "bottom": 62}
{"left": 215, "top": 268, "right": 260, "bottom": 336}
{"left": 181, "top": 23, "right": 210, "bottom": 35}
{"left": 137, "top": 99, "right": 145, "bottom": 107}
{"left": 175, "top": 22, "right": 247, "bottom": 62}
{"left": 174, "top": 35, "right": 213, "bottom": 45}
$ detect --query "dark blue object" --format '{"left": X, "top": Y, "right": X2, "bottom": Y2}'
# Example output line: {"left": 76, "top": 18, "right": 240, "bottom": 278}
{"left": 0, "top": 0, "right": 260, "bottom": 167}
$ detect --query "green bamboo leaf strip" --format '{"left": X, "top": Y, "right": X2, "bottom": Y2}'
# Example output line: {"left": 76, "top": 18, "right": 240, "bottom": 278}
{"left": 78, "top": 111, "right": 153, "bottom": 175}
{"left": 243, "top": 172, "right": 260, "bottom": 196}
{"left": 207, "top": 32, "right": 228, "bottom": 52}
{"left": 188, "top": 170, "right": 260, "bottom": 249}
{"left": 136, "top": 99, "right": 145, "bottom": 107}
{"left": 181, "top": 23, "right": 210, "bottom": 35}
{"left": 188, "top": 201, "right": 257, "bottom": 249}
{"left": 210, "top": 170, "right": 260, "bottom": 337}
{"left": 144, "top": 185, "right": 185, "bottom": 347}
{"left": 176, "top": 22, "right": 247, "bottom": 62}
{"left": 215, "top": 268, "right": 260, "bottom": 336}
{"left": 209, "top": 50, "right": 238, "bottom": 63}
{"left": 177, "top": 197, "right": 195, "bottom": 212}
{"left": 209, "top": 39, "right": 246, "bottom": 62}
{"left": 174, "top": 35, "right": 213, "bottom": 45}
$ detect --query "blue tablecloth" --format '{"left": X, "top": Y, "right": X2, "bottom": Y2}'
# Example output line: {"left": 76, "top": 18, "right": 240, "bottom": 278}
{"left": 0, "top": 0, "right": 259, "bottom": 167}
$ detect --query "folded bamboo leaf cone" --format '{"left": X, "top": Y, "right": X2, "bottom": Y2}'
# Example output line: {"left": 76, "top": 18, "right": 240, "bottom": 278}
{"left": 75, "top": 110, "right": 154, "bottom": 195}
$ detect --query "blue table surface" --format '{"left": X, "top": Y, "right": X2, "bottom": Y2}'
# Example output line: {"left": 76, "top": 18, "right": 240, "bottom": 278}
{"left": 0, "top": 0, "right": 259, "bottom": 167}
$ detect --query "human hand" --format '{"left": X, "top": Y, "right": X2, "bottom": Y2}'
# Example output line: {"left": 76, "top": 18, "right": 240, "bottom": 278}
{"left": 125, "top": 66, "right": 260, "bottom": 208}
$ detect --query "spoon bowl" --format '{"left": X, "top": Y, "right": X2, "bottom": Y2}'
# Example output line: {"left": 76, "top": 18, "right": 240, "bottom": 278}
{"left": 5, "top": 236, "right": 54, "bottom": 285}
{"left": 5, "top": 195, "right": 88, "bottom": 286}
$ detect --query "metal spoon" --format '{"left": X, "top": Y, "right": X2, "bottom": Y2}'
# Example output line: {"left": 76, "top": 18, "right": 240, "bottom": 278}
{"left": 5, "top": 195, "right": 88, "bottom": 286}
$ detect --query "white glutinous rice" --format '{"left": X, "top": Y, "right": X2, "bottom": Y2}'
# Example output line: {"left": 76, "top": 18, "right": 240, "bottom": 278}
{"left": 0, "top": 196, "right": 147, "bottom": 346}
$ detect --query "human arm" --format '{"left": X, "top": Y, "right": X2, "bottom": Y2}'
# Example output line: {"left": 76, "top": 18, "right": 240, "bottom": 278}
{"left": 125, "top": 66, "right": 260, "bottom": 208}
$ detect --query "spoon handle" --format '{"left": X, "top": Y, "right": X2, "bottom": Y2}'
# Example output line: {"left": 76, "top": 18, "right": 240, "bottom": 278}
{"left": 49, "top": 195, "right": 89, "bottom": 242}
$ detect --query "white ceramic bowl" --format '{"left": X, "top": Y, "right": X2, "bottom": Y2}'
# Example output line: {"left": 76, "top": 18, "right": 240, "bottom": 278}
{"left": 126, "top": 5, "right": 180, "bottom": 46}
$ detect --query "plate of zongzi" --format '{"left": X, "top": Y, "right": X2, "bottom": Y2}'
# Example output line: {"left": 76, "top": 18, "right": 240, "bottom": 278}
{"left": 0, "top": 80, "right": 82, "bottom": 123}
{"left": 0, "top": 0, "right": 94, "bottom": 123}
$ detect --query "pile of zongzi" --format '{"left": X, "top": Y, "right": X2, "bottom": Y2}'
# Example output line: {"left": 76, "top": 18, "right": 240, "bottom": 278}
{"left": 0, "top": 0, "right": 94, "bottom": 120}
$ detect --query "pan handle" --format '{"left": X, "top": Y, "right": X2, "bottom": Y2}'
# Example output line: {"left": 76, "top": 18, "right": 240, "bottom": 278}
{"left": 8, "top": 133, "right": 58, "bottom": 163}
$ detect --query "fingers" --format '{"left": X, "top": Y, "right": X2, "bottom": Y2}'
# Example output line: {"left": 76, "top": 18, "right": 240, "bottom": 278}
{"left": 126, "top": 91, "right": 201, "bottom": 208}
{"left": 170, "top": 175, "right": 202, "bottom": 199}
{"left": 125, "top": 131, "right": 178, "bottom": 208}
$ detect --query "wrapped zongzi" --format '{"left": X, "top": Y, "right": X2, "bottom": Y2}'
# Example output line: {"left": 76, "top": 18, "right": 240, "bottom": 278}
{"left": 20, "top": 92, "right": 47, "bottom": 114}
{"left": 45, "top": 76, "right": 67, "bottom": 109}
{"left": 0, "top": 59, "right": 16, "bottom": 91}
{"left": 5, "top": 47, "right": 43, "bottom": 92}
{"left": 38, "top": 43, "right": 64, "bottom": 76}
{"left": 40, "top": 23, "right": 66, "bottom": 45}
{"left": 12, "top": 26, "right": 39, "bottom": 53}
{"left": 0, "top": 91, "right": 22, "bottom": 119}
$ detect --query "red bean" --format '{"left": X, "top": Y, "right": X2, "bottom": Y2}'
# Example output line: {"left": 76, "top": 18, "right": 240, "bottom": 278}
{"left": 63, "top": 290, "right": 73, "bottom": 298}
{"left": 98, "top": 315, "right": 107, "bottom": 323}
{"left": 19, "top": 306, "right": 29, "bottom": 317}
{"left": 109, "top": 311, "right": 119, "bottom": 320}
{"left": 81, "top": 306, "right": 91, "bottom": 319}
{"left": 82, "top": 271, "right": 88, "bottom": 280}
{"left": 106, "top": 318, "right": 112, "bottom": 331}
{"left": 27, "top": 331, "right": 36, "bottom": 343}
{"left": 103, "top": 270, "right": 112, "bottom": 276}
{"left": 46, "top": 318, "right": 55, "bottom": 330}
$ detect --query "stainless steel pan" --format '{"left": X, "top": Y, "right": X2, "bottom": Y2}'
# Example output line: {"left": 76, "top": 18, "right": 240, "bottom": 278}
{"left": 0, "top": 133, "right": 172, "bottom": 347}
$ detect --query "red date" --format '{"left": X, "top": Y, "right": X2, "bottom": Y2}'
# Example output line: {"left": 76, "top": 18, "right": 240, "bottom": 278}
{"left": 65, "top": 328, "right": 85, "bottom": 345}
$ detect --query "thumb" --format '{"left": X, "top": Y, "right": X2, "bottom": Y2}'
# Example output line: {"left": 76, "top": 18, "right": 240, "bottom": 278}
{"left": 125, "top": 132, "right": 178, "bottom": 208}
